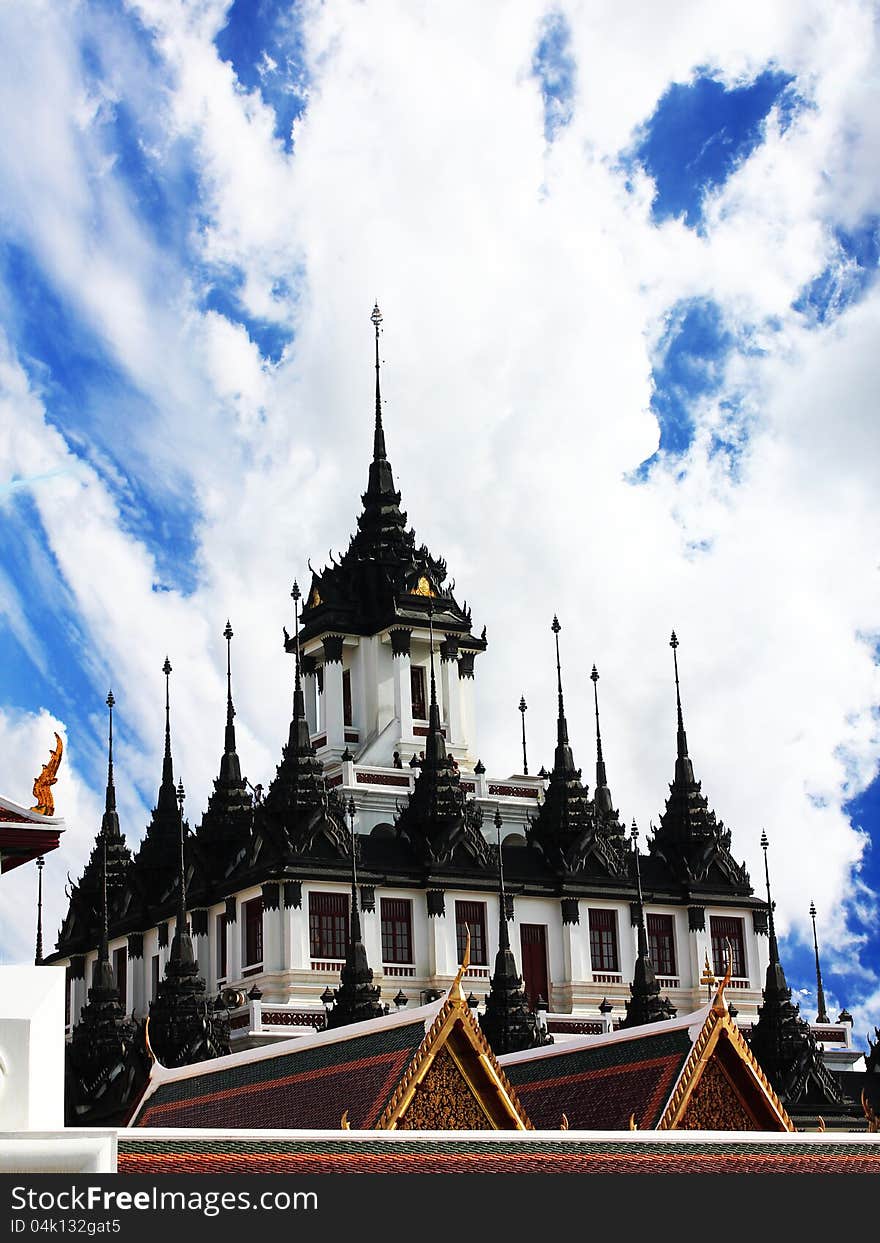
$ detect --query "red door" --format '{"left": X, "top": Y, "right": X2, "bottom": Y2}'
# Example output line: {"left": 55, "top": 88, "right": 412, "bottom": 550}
{"left": 520, "top": 924, "right": 549, "bottom": 1008}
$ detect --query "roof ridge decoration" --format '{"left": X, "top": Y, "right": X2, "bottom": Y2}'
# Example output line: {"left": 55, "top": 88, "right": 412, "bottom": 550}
{"left": 648, "top": 632, "right": 752, "bottom": 895}
{"left": 374, "top": 953, "right": 533, "bottom": 1131}
{"left": 31, "top": 731, "right": 63, "bottom": 816}
{"left": 297, "top": 304, "right": 484, "bottom": 646}
{"left": 527, "top": 619, "right": 628, "bottom": 879}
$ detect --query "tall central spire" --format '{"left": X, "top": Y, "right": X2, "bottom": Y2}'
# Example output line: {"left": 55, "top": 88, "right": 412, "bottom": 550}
{"left": 365, "top": 302, "right": 397, "bottom": 501}
{"left": 157, "top": 657, "right": 177, "bottom": 815}
{"left": 372, "top": 301, "right": 386, "bottom": 462}
{"left": 669, "top": 631, "right": 694, "bottom": 783}
{"left": 102, "top": 690, "right": 121, "bottom": 838}
{"left": 551, "top": 616, "right": 575, "bottom": 775}
{"left": 761, "top": 829, "right": 787, "bottom": 997}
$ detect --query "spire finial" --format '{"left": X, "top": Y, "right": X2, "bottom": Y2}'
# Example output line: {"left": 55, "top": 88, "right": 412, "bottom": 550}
{"left": 34, "top": 855, "right": 44, "bottom": 965}
{"left": 428, "top": 602, "right": 437, "bottom": 712}
{"left": 163, "top": 656, "right": 172, "bottom": 755}
{"left": 156, "top": 656, "right": 177, "bottom": 814}
{"left": 347, "top": 795, "right": 363, "bottom": 949}
{"left": 810, "top": 899, "right": 830, "bottom": 1024}
{"left": 549, "top": 616, "right": 575, "bottom": 773}
{"left": 223, "top": 621, "right": 237, "bottom": 755}
{"left": 631, "top": 819, "right": 646, "bottom": 936}
{"left": 518, "top": 696, "right": 528, "bottom": 775}
{"left": 371, "top": 302, "right": 386, "bottom": 462}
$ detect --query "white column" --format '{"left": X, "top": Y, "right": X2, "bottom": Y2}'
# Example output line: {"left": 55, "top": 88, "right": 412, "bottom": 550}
{"left": 688, "top": 908, "right": 710, "bottom": 999}
{"left": 289, "top": 889, "right": 308, "bottom": 970}
{"left": 303, "top": 661, "right": 318, "bottom": 735}
{"left": 322, "top": 636, "right": 345, "bottom": 750}
{"left": 440, "top": 644, "right": 463, "bottom": 746}
{"left": 561, "top": 902, "right": 588, "bottom": 982}
{"left": 191, "top": 916, "right": 209, "bottom": 985}
{"left": 262, "top": 886, "right": 283, "bottom": 975}
{"left": 458, "top": 653, "right": 477, "bottom": 757}
{"left": 226, "top": 901, "right": 241, "bottom": 983}
{"left": 127, "top": 938, "right": 146, "bottom": 1019}
{"left": 391, "top": 630, "right": 413, "bottom": 742}
{"left": 426, "top": 897, "right": 450, "bottom": 977}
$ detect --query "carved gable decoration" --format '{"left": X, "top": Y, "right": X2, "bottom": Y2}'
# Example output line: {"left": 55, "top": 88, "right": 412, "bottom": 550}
{"left": 658, "top": 998, "right": 793, "bottom": 1132}
{"left": 377, "top": 985, "right": 532, "bottom": 1132}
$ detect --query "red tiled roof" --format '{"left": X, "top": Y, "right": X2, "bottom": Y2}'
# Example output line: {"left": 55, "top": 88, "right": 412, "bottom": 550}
{"left": 500, "top": 1024, "right": 696, "bottom": 1130}
{"left": 117, "top": 1133, "right": 880, "bottom": 1175}
{"left": 134, "top": 1013, "right": 433, "bottom": 1130}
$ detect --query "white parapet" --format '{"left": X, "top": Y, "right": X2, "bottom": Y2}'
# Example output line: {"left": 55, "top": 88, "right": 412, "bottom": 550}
{"left": 0, "top": 965, "right": 66, "bottom": 1132}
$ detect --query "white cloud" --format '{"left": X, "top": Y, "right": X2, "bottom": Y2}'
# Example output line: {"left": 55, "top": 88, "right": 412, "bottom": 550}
{"left": 0, "top": 1, "right": 877, "bottom": 1005}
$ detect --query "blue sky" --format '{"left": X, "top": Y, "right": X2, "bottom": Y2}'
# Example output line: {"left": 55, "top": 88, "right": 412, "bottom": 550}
{"left": 0, "top": 1, "right": 878, "bottom": 1039}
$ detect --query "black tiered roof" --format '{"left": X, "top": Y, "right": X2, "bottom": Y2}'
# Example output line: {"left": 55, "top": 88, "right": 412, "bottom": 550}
{"left": 149, "top": 782, "right": 230, "bottom": 1069}
{"left": 297, "top": 306, "right": 485, "bottom": 647}
{"left": 480, "top": 808, "right": 552, "bottom": 1055}
{"left": 394, "top": 613, "right": 492, "bottom": 872}
{"left": 648, "top": 633, "right": 751, "bottom": 896}
{"left": 126, "top": 660, "right": 187, "bottom": 919}
{"left": 526, "top": 620, "right": 628, "bottom": 880}
{"left": 56, "top": 692, "right": 132, "bottom": 958}
{"left": 748, "top": 834, "right": 848, "bottom": 1121}
{"left": 190, "top": 623, "right": 253, "bottom": 901}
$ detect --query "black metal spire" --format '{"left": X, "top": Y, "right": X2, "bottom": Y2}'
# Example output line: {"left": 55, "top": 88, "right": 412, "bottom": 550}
{"left": 761, "top": 830, "right": 787, "bottom": 997}
{"left": 171, "top": 780, "right": 192, "bottom": 966}
{"left": 621, "top": 820, "right": 676, "bottom": 1029}
{"left": 591, "top": 665, "right": 613, "bottom": 815}
{"left": 669, "top": 631, "right": 694, "bottom": 783}
{"left": 326, "top": 797, "right": 384, "bottom": 1029}
{"left": 749, "top": 833, "right": 846, "bottom": 1116}
{"left": 148, "top": 780, "right": 230, "bottom": 1068}
{"left": 519, "top": 695, "right": 529, "bottom": 775}
{"left": 102, "top": 690, "right": 121, "bottom": 839}
{"left": 220, "top": 622, "right": 240, "bottom": 775}
{"left": 809, "top": 900, "right": 830, "bottom": 1025}
{"left": 65, "top": 823, "right": 148, "bottom": 1126}
{"left": 551, "top": 617, "right": 575, "bottom": 775}
{"left": 157, "top": 657, "right": 177, "bottom": 815}
{"left": 371, "top": 301, "right": 386, "bottom": 462}
{"left": 34, "top": 855, "right": 44, "bottom": 965}
{"left": 479, "top": 806, "right": 552, "bottom": 1056}
{"left": 287, "top": 580, "right": 310, "bottom": 754}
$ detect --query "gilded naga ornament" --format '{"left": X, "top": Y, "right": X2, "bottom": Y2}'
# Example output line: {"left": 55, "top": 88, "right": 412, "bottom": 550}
{"left": 31, "top": 732, "right": 63, "bottom": 815}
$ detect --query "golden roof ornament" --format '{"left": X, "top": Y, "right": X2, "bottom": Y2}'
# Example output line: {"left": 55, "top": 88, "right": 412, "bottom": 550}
{"left": 700, "top": 951, "right": 717, "bottom": 1003}
{"left": 31, "top": 732, "right": 63, "bottom": 816}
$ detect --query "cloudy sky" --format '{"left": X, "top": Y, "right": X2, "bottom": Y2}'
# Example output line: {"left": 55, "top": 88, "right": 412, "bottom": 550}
{"left": 1, "top": 0, "right": 878, "bottom": 1037}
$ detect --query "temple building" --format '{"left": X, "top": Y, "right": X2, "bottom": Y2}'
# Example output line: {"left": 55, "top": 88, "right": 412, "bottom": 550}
{"left": 43, "top": 306, "right": 874, "bottom": 1131}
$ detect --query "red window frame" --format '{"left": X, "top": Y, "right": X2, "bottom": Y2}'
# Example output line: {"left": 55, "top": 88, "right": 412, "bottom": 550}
{"left": 411, "top": 665, "right": 427, "bottom": 720}
{"left": 381, "top": 898, "right": 413, "bottom": 964}
{"left": 710, "top": 916, "right": 746, "bottom": 978}
{"left": 588, "top": 908, "right": 619, "bottom": 972}
{"left": 309, "top": 892, "right": 349, "bottom": 960}
{"left": 647, "top": 913, "right": 676, "bottom": 976}
{"left": 455, "top": 900, "right": 487, "bottom": 965}
{"left": 243, "top": 897, "right": 263, "bottom": 968}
